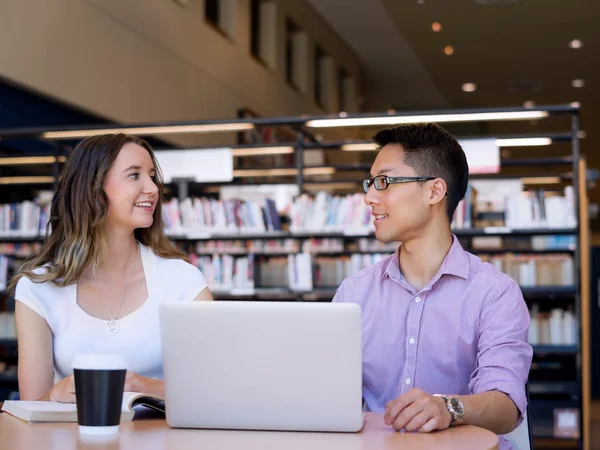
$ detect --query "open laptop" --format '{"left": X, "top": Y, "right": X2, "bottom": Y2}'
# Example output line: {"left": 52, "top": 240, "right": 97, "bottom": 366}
{"left": 159, "top": 301, "right": 364, "bottom": 432}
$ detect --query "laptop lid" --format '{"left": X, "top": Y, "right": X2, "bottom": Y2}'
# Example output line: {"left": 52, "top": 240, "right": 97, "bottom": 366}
{"left": 159, "top": 301, "right": 363, "bottom": 432}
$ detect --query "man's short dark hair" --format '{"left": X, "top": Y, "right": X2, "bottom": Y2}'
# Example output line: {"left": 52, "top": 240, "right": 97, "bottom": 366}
{"left": 372, "top": 123, "right": 469, "bottom": 222}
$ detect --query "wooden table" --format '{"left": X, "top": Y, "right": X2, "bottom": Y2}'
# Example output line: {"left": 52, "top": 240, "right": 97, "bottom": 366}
{"left": 0, "top": 411, "right": 499, "bottom": 449}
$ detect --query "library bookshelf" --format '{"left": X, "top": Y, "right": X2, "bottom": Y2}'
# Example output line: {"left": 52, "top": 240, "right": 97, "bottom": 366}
{"left": 0, "top": 105, "right": 589, "bottom": 449}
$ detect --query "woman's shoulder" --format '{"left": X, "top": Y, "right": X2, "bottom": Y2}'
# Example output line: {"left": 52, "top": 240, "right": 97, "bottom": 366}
{"left": 15, "top": 266, "right": 67, "bottom": 295}
{"left": 143, "top": 245, "right": 207, "bottom": 301}
{"left": 143, "top": 244, "right": 199, "bottom": 276}
{"left": 155, "top": 254, "right": 199, "bottom": 275}
{"left": 16, "top": 265, "right": 50, "bottom": 288}
{"left": 14, "top": 265, "right": 72, "bottom": 323}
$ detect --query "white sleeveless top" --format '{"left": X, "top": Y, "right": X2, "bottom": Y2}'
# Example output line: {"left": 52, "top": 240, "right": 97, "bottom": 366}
{"left": 15, "top": 243, "right": 207, "bottom": 381}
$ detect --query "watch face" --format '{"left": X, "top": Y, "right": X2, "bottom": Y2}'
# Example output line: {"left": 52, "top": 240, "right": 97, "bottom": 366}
{"left": 450, "top": 398, "right": 465, "bottom": 416}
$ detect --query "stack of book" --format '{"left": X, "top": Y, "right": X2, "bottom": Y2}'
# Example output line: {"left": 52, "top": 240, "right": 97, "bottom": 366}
{"left": 480, "top": 254, "right": 574, "bottom": 286}
{"left": 289, "top": 192, "right": 373, "bottom": 234}
{"left": 0, "top": 201, "right": 50, "bottom": 237}
{"left": 163, "top": 197, "right": 281, "bottom": 236}
{"left": 189, "top": 254, "right": 255, "bottom": 292}
{"left": 454, "top": 185, "right": 577, "bottom": 231}
{"left": 529, "top": 306, "right": 577, "bottom": 345}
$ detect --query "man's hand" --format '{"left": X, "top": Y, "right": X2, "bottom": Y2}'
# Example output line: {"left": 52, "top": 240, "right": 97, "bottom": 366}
{"left": 384, "top": 388, "right": 452, "bottom": 432}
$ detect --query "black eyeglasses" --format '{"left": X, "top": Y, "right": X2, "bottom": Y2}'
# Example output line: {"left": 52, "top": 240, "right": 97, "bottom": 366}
{"left": 362, "top": 175, "right": 437, "bottom": 194}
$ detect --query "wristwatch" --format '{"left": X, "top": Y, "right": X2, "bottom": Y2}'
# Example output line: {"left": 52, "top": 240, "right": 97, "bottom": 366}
{"left": 433, "top": 394, "right": 465, "bottom": 426}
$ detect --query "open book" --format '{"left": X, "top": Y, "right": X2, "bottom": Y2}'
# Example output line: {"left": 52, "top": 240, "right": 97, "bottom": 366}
{"left": 0, "top": 392, "right": 164, "bottom": 423}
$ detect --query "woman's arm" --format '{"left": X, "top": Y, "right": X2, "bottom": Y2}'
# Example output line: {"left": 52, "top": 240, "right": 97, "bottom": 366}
{"left": 194, "top": 287, "right": 213, "bottom": 301}
{"left": 15, "top": 301, "right": 56, "bottom": 400}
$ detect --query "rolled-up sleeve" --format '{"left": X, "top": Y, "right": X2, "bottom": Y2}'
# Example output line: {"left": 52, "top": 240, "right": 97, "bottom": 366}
{"left": 468, "top": 278, "right": 533, "bottom": 425}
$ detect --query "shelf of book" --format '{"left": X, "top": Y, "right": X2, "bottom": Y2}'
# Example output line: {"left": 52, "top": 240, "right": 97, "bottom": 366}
{"left": 0, "top": 285, "right": 578, "bottom": 301}
{"left": 198, "top": 248, "right": 574, "bottom": 257}
{"left": 167, "top": 228, "right": 579, "bottom": 240}
{"left": 532, "top": 346, "right": 578, "bottom": 355}
{"left": 2, "top": 228, "right": 578, "bottom": 243}
{"left": 0, "top": 105, "right": 589, "bottom": 449}
{"left": 212, "top": 287, "right": 339, "bottom": 300}
{"left": 470, "top": 248, "right": 575, "bottom": 255}
{"left": 212, "top": 286, "right": 578, "bottom": 298}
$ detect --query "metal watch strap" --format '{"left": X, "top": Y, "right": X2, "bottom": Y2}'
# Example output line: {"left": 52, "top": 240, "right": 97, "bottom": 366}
{"left": 433, "top": 394, "right": 465, "bottom": 426}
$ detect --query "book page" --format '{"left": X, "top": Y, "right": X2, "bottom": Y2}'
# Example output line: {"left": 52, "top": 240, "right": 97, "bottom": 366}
{"left": 5, "top": 401, "right": 76, "bottom": 412}
{"left": 121, "top": 392, "right": 165, "bottom": 419}
{"left": 121, "top": 392, "right": 165, "bottom": 412}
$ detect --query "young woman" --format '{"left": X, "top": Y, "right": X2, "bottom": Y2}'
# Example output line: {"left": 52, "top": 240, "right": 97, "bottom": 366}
{"left": 10, "top": 134, "right": 212, "bottom": 403}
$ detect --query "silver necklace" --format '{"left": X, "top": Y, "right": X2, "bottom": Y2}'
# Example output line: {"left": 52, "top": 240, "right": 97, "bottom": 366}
{"left": 93, "top": 244, "right": 140, "bottom": 334}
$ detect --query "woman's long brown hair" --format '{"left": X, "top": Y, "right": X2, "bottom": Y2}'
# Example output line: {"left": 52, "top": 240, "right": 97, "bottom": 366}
{"left": 9, "top": 133, "right": 186, "bottom": 292}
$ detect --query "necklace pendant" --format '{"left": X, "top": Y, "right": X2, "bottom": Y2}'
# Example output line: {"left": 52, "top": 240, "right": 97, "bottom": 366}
{"left": 107, "top": 319, "right": 120, "bottom": 334}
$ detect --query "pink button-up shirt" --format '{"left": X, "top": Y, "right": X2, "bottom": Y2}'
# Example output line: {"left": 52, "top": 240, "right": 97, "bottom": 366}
{"left": 333, "top": 235, "right": 532, "bottom": 449}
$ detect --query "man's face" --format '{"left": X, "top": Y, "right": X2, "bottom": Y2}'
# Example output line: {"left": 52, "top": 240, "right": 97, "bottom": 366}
{"left": 364, "top": 144, "right": 434, "bottom": 243}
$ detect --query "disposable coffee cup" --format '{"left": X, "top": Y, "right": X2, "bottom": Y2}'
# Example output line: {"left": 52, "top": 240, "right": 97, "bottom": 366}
{"left": 72, "top": 354, "right": 127, "bottom": 435}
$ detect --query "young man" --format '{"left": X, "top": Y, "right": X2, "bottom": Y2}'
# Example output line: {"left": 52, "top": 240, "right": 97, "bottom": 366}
{"left": 333, "top": 123, "right": 532, "bottom": 448}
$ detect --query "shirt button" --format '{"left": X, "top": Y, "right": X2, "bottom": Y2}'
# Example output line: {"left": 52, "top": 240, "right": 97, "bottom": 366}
{"left": 405, "top": 377, "right": 411, "bottom": 385}
{"left": 415, "top": 296, "right": 421, "bottom": 303}
{"left": 409, "top": 337, "right": 415, "bottom": 344}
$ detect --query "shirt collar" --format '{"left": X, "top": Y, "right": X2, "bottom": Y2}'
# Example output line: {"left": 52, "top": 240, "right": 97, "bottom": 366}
{"left": 437, "top": 235, "right": 470, "bottom": 280}
{"left": 382, "top": 234, "right": 470, "bottom": 282}
{"left": 382, "top": 247, "right": 402, "bottom": 281}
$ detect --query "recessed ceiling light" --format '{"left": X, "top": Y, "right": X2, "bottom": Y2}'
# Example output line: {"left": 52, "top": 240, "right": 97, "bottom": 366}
{"left": 523, "top": 100, "right": 535, "bottom": 108}
{"left": 571, "top": 101, "right": 581, "bottom": 108}
{"left": 462, "top": 83, "right": 477, "bottom": 92}
{"left": 569, "top": 39, "right": 583, "bottom": 49}
{"left": 577, "top": 130, "right": 587, "bottom": 139}
{"left": 432, "top": 22, "right": 442, "bottom": 32}
{"left": 572, "top": 79, "right": 585, "bottom": 88}
{"left": 417, "top": 0, "right": 426, "bottom": 3}
{"left": 444, "top": 45, "right": 454, "bottom": 56}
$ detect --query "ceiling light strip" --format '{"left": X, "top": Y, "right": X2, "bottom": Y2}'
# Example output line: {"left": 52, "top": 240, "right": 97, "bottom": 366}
{"left": 495, "top": 138, "right": 552, "bottom": 147}
{"left": 0, "top": 176, "right": 56, "bottom": 185}
{"left": 306, "top": 111, "right": 550, "bottom": 128}
{"left": 232, "top": 146, "right": 295, "bottom": 156}
{"left": 0, "top": 156, "right": 60, "bottom": 166}
{"left": 304, "top": 182, "right": 360, "bottom": 190}
{"left": 520, "top": 177, "right": 563, "bottom": 185}
{"left": 341, "top": 143, "right": 379, "bottom": 151}
{"left": 233, "top": 167, "right": 336, "bottom": 177}
{"left": 41, "top": 123, "right": 255, "bottom": 139}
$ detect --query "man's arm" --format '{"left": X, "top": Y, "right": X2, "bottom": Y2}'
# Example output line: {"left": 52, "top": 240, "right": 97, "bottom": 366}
{"left": 383, "top": 388, "right": 518, "bottom": 435}
{"left": 385, "top": 278, "right": 532, "bottom": 435}
{"left": 455, "top": 390, "right": 519, "bottom": 434}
